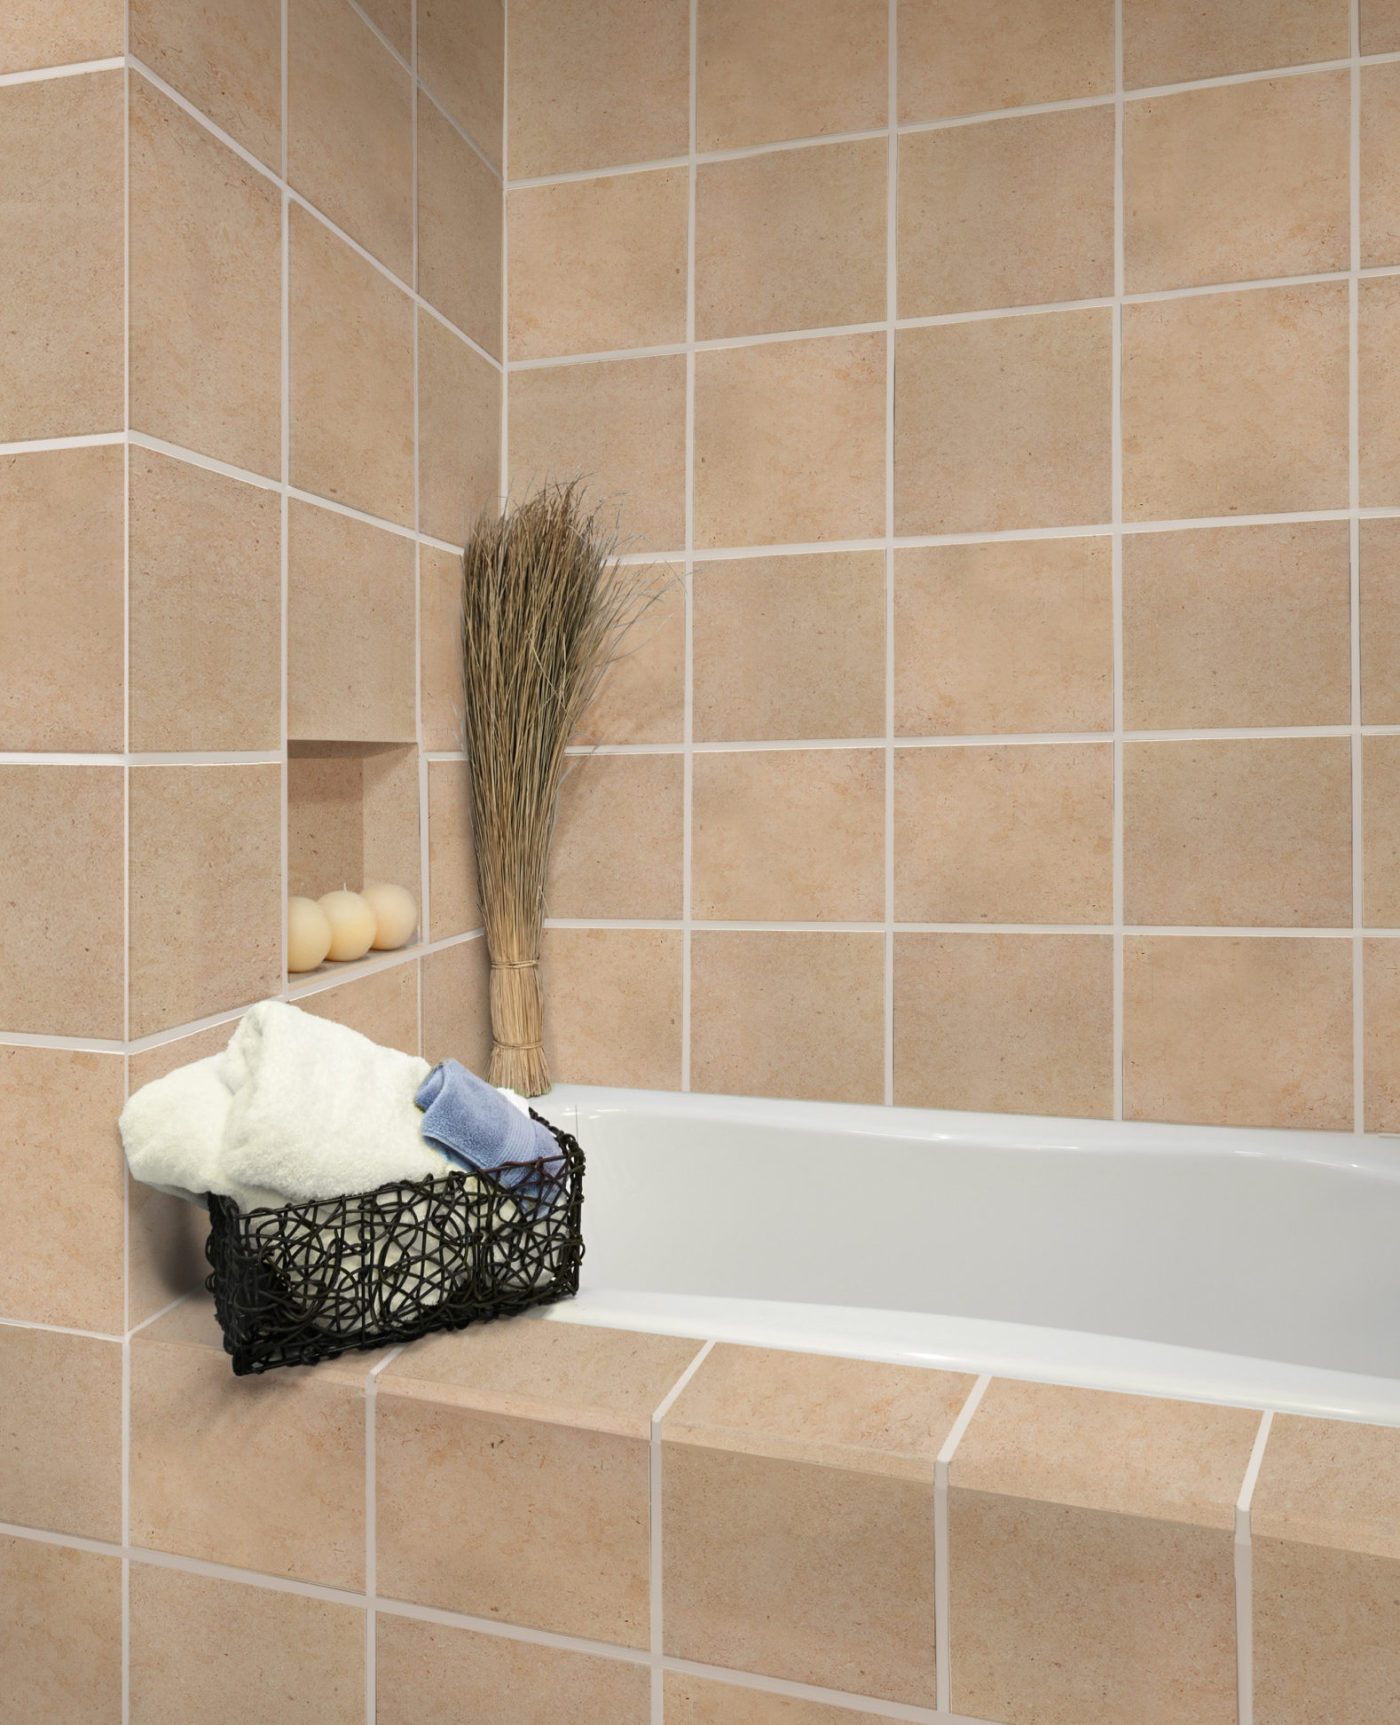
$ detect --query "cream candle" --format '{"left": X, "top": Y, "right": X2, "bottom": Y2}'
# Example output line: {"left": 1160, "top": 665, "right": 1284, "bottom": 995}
{"left": 318, "top": 889, "right": 377, "bottom": 962}
{"left": 287, "top": 896, "right": 333, "bottom": 972}
{"left": 362, "top": 882, "right": 418, "bottom": 950}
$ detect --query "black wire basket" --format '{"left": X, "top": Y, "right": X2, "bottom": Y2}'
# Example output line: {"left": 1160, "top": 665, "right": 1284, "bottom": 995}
{"left": 204, "top": 1110, "right": 584, "bottom": 1375}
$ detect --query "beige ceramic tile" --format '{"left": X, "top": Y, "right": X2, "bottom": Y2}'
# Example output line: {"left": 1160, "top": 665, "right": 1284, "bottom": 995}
{"left": 129, "top": 1564, "right": 365, "bottom": 1725}
{"left": 288, "top": 746, "right": 365, "bottom": 896}
{"left": 693, "top": 552, "right": 885, "bottom": 742}
{"left": 894, "top": 932, "right": 1114, "bottom": 1117}
{"left": 359, "top": 0, "right": 410, "bottom": 56}
{"left": 130, "top": 74, "right": 281, "bottom": 476}
{"left": 0, "top": 1048, "right": 125, "bottom": 1332}
{"left": 542, "top": 927, "right": 683, "bottom": 1088}
{"left": 419, "top": 93, "right": 502, "bottom": 355}
{"left": 418, "top": 310, "right": 501, "bottom": 544}
{"left": 427, "top": 758, "right": 480, "bottom": 939}
{"left": 377, "top": 1613, "right": 651, "bottom": 1725}
{"left": 1125, "top": 72, "right": 1350, "bottom": 292}
{"left": 508, "top": 0, "right": 687, "bottom": 178}
{"left": 420, "top": 546, "right": 464, "bottom": 750}
{"left": 1254, "top": 1538, "right": 1400, "bottom": 1725}
{"left": 895, "top": 743, "right": 1113, "bottom": 923}
{"left": 130, "top": 1295, "right": 372, "bottom": 1586}
{"left": 1363, "top": 0, "right": 1400, "bottom": 50}
{"left": 899, "top": 0, "right": 1115, "bottom": 123}
{"left": 895, "top": 539, "right": 1112, "bottom": 737}
{"left": 900, "top": 107, "right": 1114, "bottom": 317}
{"left": 895, "top": 311, "right": 1112, "bottom": 534}
{"left": 1365, "top": 735, "right": 1400, "bottom": 924}
{"left": 129, "top": 447, "right": 282, "bottom": 751}
{"left": 378, "top": 1322, "right": 703, "bottom": 1642}
{"left": 1360, "top": 277, "right": 1400, "bottom": 508}
{"left": 1365, "top": 939, "right": 1400, "bottom": 1128}
{"left": 694, "top": 334, "right": 886, "bottom": 549}
{"left": 0, "top": 1537, "right": 121, "bottom": 1725}
{"left": 1364, "top": 62, "right": 1400, "bottom": 268}
{"left": 419, "top": 0, "right": 503, "bottom": 165}
{"left": 692, "top": 749, "right": 884, "bottom": 921}
{"left": 288, "top": 0, "right": 412, "bottom": 278}
{"left": 298, "top": 960, "right": 420, "bottom": 1056}
{"left": 665, "top": 1677, "right": 893, "bottom": 1724}
{"left": 364, "top": 744, "right": 421, "bottom": 900}
{"left": 130, "top": 0, "right": 282, "bottom": 168}
{"left": 697, "top": 0, "right": 887, "bottom": 151}
{"left": 420, "top": 936, "right": 492, "bottom": 1071}
{"left": 573, "top": 578, "right": 686, "bottom": 745}
{"left": 696, "top": 140, "right": 885, "bottom": 340}
{"left": 0, "top": 445, "right": 124, "bottom": 751}
{"left": 0, "top": 1325, "right": 121, "bottom": 1539}
{"left": 1362, "top": 520, "right": 1400, "bottom": 722}
{"left": 1122, "top": 282, "right": 1349, "bottom": 521}
{"left": 509, "top": 356, "right": 685, "bottom": 553}
{"left": 0, "top": 766, "right": 123, "bottom": 1039}
{"left": 1124, "top": 738, "right": 1351, "bottom": 926}
{"left": 1122, "top": 522, "right": 1352, "bottom": 729}
{"left": 1254, "top": 1413, "right": 1400, "bottom": 1555}
{"left": 510, "top": 168, "right": 686, "bottom": 360}
{"left": 290, "top": 204, "right": 415, "bottom": 526}
{"left": 287, "top": 498, "right": 416, "bottom": 743}
{"left": 0, "top": 0, "right": 121, "bottom": 70}
{"left": 547, "top": 754, "right": 684, "bottom": 919}
{"left": 129, "top": 765, "right": 283, "bottom": 1038}
{"left": 1123, "top": 935, "right": 1353, "bottom": 1128}
{"left": 0, "top": 70, "right": 122, "bottom": 440}
{"left": 690, "top": 932, "right": 885, "bottom": 1104}
{"left": 1124, "top": 0, "right": 1349, "bottom": 86}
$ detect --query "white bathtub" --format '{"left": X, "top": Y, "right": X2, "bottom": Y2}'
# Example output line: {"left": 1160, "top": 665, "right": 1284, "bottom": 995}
{"left": 534, "top": 1084, "right": 1400, "bottom": 1426}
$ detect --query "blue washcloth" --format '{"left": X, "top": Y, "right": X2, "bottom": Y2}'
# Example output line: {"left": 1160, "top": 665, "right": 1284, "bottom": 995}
{"left": 414, "top": 1060, "right": 563, "bottom": 1204}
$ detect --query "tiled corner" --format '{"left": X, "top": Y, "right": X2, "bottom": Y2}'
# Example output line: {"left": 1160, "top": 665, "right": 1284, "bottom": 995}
{"left": 420, "top": 935, "right": 492, "bottom": 1071}
{"left": 0, "top": 0, "right": 123, "bottom": 72}
{"left": 129, "top": 0, "right": 282, "bottom": 170}
{"left": 419, "top": 545, "right": 465, "bottom": 751}
{"left": 1360, "top": 276, "right": 1400, "bottom": 508}
{"left": 426, "top": 757, "right": 480, "bottom": 940}
{"left": 0, "top": 1324, "right": 122, "bottom": 1540}
{"left": 377, "top": 1321, "right": 705, "bottom": 1643}
{"left": 1123, "top": 0, "right": 1349, "bottom": 87}
{"left": 899, "top": 0, "right": 1114, "bottom": 123}
{"left": 417, "top": 309, "right": 501, "bottom": 545}
{"left": 1362, "top": 519, "right": 1400, "bottom": 722}
{"left": 574, "top": 581, "right": 686, "bottom": 746}
{"left": 298, "top": 959, "right": 420, "bottom": 1057}
{"left": 547, "top": 753, "right": 684, "bottom": 920}
{"left": 418, "top": 0, "right": 503, "bottom": 168}
{"left": 662, "top": 1344, "right": 975, "bottom": 1702}
{"left": 1363, "top": 62, "right": 1400, "bottom": 271}
{"left": 0, "top": 1536, "right": 121, "bottom": 1725}
{"left": 419, "top": 92, "right": 503, "bottom": 357}
{"left": 949, "top": 1378, "right": 1259, "bottom": 1725}
{"left": 542, "top": 927, "right": 683, "bottom": 1089}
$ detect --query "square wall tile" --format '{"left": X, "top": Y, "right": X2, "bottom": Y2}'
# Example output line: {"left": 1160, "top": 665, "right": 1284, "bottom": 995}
{"left": 299, "top": 958, "right": 419, "bottom": 1055}
{"left": 696, "top": 139, "right": 885, "bottom": 340}
{"left": 1123, "top": 935, "right": 1353, "bottom": 1128}
{"left": 129, "top": 764, "right": 282, "bottom": 1038}
{"left": 1363, "top": 62, "right": 1400, "bottom": 268}
{"left": 574, "top": 580, "right": 686, "bottom": 745}
{"left": 130, "top": 1296, "right": 372, "bottom": 1586}
{"left": 894, "top": 538, "right": 1112, "bottom": 737}
{"left": 129, "top": 74, "right": 281, "bottom": 477}
{"left": 1363, "top": 0, "right": 1400, "bottom": 51}
{"left": 1254, "top": 1413, "right": 1400, "bottom": 1559}
{"left": 1363, "top": 520, "right": 1400, "bottom": 724}
{"left": 690, "top": 931, "right": 885, "bottom": 1103}
{"left": 1365, "top": 734, "right": 1400, "bottom": 924}
{"left": 547, "top": 754, "right": 684, "bottom": 919}
{"left": 418, "top": 310, "right": 501, "bottom": 544}
{"left": 1361, "top": 277, "right": 1400, "bottom": 507}
{"left": 130, "top": 1564, "right": 366, "bottom": 1725}
{"left": 899, "top": 107, "right": 1114, "bottom": 317}
{"left": 664, "top": 1677, "right": 892, "bottom": 1723}
{"left": 1122, "top": 522, "right": 1352, "bottom": 730}
{"left": 542, "top": 927, "right": 682, "bottom": 1088}
{"left": 693, "top": 552, "right": 885, "bottom": 743}
{"left": 894, "top": 932, "right": 1114, "bottom": 1117}
{"left": 899, "top": 0, "right": 1114, "bottom": 123}
{"left": 1124, "top": 0, "right": 1349, "bottom": 86}
{"left": 419, "top": 0, "right": 503, "bottom": 167}
{"left": 288, "top": 747, "right": 364, "bottom": 896}
{"left": 0, "top": 766, "right": 123, "bottom": 1039}
{"left": 290, "top": 204, "right": 415, "bottom": 526}
{"left": 697, "top": 0, "right": 887, "bottom": 151}
{"left": 509, "top": 356, "right": 685, "bottom": 554}
{"left": 1123, "top": 739, "right": 1352, "bottom": 926}
{"left": 420, "top": 546, "right": 464, "bottom": 751}
{"left": 692, "top": 749, "right": 884, "bottom": 921}
{"left": 508, "top": 0, "right": 686, "bottom": 179}
{"left": 420, "top": 94, "right": 502, "bottom": 356}
{"left": 378, "top": 1322, "right": 703, "bottom": 1643}
{"left": 694, "top": 334, "right": 886, "bottom": 549}
{"left": 0, "top": 1325, "right": 122, "bottom": 1540}
{"left": 287, "top": 499, "right": 416, "bottom": 743}
{"left": 377, "top": 1614, "right": 650, "bottom": 1725}
{"left": 895, "top": 311, "right": 1112, "bottom": 534}
{"left": 0, "top": 0, "right": 122, "bottom": 70}
{"left": 1365, "top": 940, "right": 1400, "bottom": 1129}
{"left": 1125, "top": 72, "right": 1350, "bottom": 292}
{"left": 0, "top": 445, "right": 123, "bottom": 751}
{"left": 421, "top": 935, "right": 492, "bottom": 1071}
{"left": 130, "top": 0, "right": 282, "bottom": 168}
{"left": 0, "top": 1538, "right": 121, "bottom": 1725}
{"left": 0, "top": 1047, "right": 125, "bottom": 1331}
{"left": 289, "top": 0, "right": 412, "bottom": 280}
{"left": 360, "top": 0, "right": 409, "bottom": 56}
{"left": 895, "top": 743, "right": 1113, "bottom": 923}
{"left": 510, "top": 168, "right": 686, "bottom": 360}
{"left": 426, "top": 758, "right": 479, "bottom": 939}
{"left": 1122, "top": 283, "right": 1349, "bottom": 521}
{"left": 129, "top": 447, "right": 281, "bottom": 752}
{"left": 0, "top": 70, "right": 122, "bottom": 440}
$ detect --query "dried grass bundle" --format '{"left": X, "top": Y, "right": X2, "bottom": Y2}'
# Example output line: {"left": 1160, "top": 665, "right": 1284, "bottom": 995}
{"left": 460, "top": 483, "right": 664, "bottom": 1095}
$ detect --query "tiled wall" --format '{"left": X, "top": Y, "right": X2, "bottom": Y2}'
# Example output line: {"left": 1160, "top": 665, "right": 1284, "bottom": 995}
{"left": 504, "top": 0, "right": 1400, "bottom": 1134}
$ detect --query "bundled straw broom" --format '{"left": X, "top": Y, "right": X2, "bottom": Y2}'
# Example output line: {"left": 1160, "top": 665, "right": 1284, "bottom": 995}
{"left": 459, "top": 483, "right": 664, "bottom": 1096}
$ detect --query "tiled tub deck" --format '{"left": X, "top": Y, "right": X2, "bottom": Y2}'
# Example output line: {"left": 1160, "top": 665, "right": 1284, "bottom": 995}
{"left": 3, "top": 1297, "right": 1398, "bottom": 1724}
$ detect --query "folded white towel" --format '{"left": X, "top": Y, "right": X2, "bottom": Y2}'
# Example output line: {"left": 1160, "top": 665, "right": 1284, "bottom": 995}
{"left": 118, "top": 1054, "right": 287, "bottom": 1213}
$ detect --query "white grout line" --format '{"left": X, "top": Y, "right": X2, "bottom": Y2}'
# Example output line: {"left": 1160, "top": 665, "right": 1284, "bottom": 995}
{"left": 934, "top": 1375, "right": 992, "bottom": 1715}
{"left": 649, "top": 1337, "right": 713, "bottom": 1724}
{"left": 365, "top": 1343, "right": 406, "bottom": 1725}
{"left": 1112, "top": 0, "right": 1126, "bottom": 1121}
{"left": 884, "top": 0, "right": 898, "bottom": 1109}
{"left": 1350, "top": 0, "right": 1366, "bottom": 1135}
{"left": 0, "top": 55, "right": 125, "bottom": 86}
{"left": 0, "top": 430, "right": 125, "bottom": 455}
{"left": 279, "top": 0, "right": 291, "bottom": 1002}
{"left": 1234, "top": 1410, "right": 1275, "bottom": 1725}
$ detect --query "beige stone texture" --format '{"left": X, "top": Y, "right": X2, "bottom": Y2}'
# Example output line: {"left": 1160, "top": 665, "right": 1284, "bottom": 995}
{"left": 1363, "top": 0, "right": 1400, "bottom": 50}
{"left": 1123, "top": 0, "right": 1349, "bottom": 86}
{"left": 419, "top": 546, "right": 465, "bottom": 751}
{"left": 547, "top": 753, "right": 684, "bottom": 919}
{"left": 0, "top": 1325, "right": 122, "bottom": 1540}
{"left": 426, "top": 758, "right": 480, "bottom": 940}
{"left": 419, "top": 0, "right": 503, "bottom": 165}
{"left": 360, "top": 0, "right": 410, "bottom": 56}
{"left": 130, "top": 0, "right": 282, "bottom": 168}
{"left": 541, "top": 927, "right": 683, "bottom": 1089}
{"left": 418, "top": 310, "right": 501, "bottom": 544}
{"left": 574, "top": 579, "right": 686, "bottom": 745}
{"left": 297, "top": 960, "right": 420, "bottom": 1057}
{"left": 1365, "top": 735, "right": 1400, "bottom": 924}
{"left": 1360, "top": 277, "right": 1400, "bottom": 507}
{"left": 421, "top": 936, "right": 493, "bottom": 1072}
{"left": 1365, "top": 67, "right": 1400, "bottom": 278}
{"left": 1364, "top": 939, "right": 1400, "bottom": 1129}
{"left": 1362, "top": 520, "right": 1400, "bottom": 723}
{"left": 0, "top": 0, "right": 122, "bottom": 70}
{"left": 899, "top": 0, "right": 1114, "bottom": 122}
{"left": 664, "top": 1678, "right": 892, "bottom": 1724}
{"left": 419, "top": 93, "right": 502, "bottom": 356}
{"left": 0, "top": 1538, "right": 121, "bottom": 1724}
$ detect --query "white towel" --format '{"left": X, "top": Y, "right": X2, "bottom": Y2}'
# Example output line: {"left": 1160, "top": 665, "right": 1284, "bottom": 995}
{"left": 118, "top": 1054, "right": 287, "bottom": 1213}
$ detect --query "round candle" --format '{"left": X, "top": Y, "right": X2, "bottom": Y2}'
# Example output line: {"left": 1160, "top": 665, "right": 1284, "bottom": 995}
{"left": 318, "top": 889, "right": 377, "bottom": 962}
{"left": 362, "top": 881, "right": 418, "bottom": 950}
{"left": 286, "top": 896, "right": 333, "bottom": 973}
